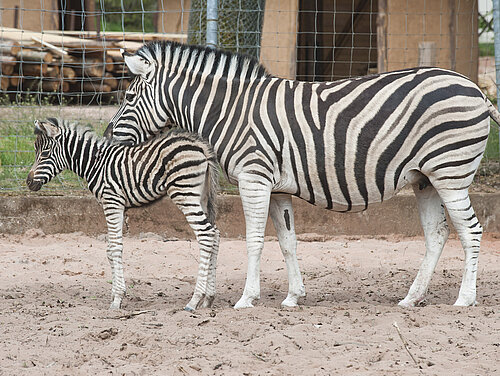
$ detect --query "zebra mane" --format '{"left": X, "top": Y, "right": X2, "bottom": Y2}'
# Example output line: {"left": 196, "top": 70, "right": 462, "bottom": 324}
{"left": 43, "top": 118, "right": 110, "bottom": 147}
{"left": 136, "top": 40, "right": 270, "bottom": 80}
{"left": 46, "top": 119, "right": 212, "bottom": 152}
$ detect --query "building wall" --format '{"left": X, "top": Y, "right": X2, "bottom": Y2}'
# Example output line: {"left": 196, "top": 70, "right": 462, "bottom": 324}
{"left": 144, "top": 0, "right": 478, "bottom": 81}
{"left": 0, "top": 0, "right": 59, "bottom": 31}
{"left": 386, "top": 0, "right": 478, "bottom": 80}
{"left": 259, "top": 0, "right": 298, "bottom": 79}
{"left": 156, "top": 0, "right": 191, "bottom": 34}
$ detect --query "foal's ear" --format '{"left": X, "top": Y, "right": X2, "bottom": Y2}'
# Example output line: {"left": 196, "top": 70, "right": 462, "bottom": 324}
{"left": 122, "top": 49, "right": 153, "bottom": 78}
{"left": 34, "top": 119, "right": 60, "bottom": 138}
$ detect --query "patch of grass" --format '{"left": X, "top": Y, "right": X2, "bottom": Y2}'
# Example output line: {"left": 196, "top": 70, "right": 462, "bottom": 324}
{"left": 0, "top": 115, "right": 105, "bottom": 192}
{"left": 479, "top": 42, "right": 495, "bottom": 57}
{"left": 484, "top": 122, "right": 499, "bottom": 160}
{"left": 1, "top": 107, "right": 498, "bottom": 194}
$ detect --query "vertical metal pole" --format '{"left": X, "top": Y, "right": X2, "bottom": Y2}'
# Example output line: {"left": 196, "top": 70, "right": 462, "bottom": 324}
{"left": 206, "top": 0, "right": 218, "bottom": 48}
{"left": 494, "top": 0, "right": 500, "bottom": 153}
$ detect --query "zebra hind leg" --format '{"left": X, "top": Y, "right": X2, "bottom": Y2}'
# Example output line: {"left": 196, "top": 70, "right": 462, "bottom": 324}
{"left": 198, "top": 226, "right": 220, "bottom": 309}
{"left": 172, "top": 195, "right": 218, "bottom": 312}
{"left": 438, "top": 188, "right": 482, "bottom": 306}
{"left": 399, "top": 183, "right": 449, "bottom": 307}
{"left": 269, "top": 194, "right": 305, "bottom": 307}
{"left": 197, "top": 171, "right": 220, "bottom": 309}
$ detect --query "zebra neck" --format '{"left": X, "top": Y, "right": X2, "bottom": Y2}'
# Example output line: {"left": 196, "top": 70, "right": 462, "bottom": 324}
{"left": 65, "top": 131, "right": 107, "bottom": 183}
{"left": 169, "top": 73, "right": 249, "bottom": 135}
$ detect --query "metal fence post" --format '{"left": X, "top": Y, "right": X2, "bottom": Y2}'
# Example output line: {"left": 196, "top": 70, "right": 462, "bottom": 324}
{"left": 494, "top": 0, "right": 500, "bottom": 154}
{"left": 206, "top": 0, "right": 218, "bottom": 48}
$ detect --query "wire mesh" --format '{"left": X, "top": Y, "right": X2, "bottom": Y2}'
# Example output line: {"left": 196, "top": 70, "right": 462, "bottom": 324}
{"left": 0, "top": 0, "right": 498, "bottom": 194}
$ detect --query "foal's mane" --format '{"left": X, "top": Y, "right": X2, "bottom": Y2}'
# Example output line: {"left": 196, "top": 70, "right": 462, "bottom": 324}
{"left": 136, "top": 40, "right": 270, "bottom": 80}
{"left": 43, "top": 118, "right": 110, "bottom": 147}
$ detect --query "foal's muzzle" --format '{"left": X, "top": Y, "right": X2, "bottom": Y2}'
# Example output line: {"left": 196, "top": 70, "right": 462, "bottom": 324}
{"left": 26, "top": 171, "right": 42, "bottom": 191}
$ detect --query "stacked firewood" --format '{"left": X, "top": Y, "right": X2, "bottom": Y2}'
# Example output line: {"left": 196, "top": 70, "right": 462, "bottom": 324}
{"left": 0, "top": 27, "right": 186, "bottom": 98}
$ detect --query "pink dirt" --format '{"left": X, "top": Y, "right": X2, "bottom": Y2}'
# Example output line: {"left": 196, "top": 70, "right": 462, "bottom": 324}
{"left": 0, "top": 232, "right": 499, "bottom": 375}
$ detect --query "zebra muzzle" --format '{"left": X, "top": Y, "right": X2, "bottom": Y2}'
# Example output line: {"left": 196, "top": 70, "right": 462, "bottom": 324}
{"left": 26, "top": 172, "right": 42, "bottom": 191}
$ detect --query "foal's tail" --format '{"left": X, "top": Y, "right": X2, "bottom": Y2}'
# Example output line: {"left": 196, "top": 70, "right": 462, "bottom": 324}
{"left": 205, "top": 152, "right": 219, "bottom": 226}
{"left": 486, "top": 97, "right": 500, "bottom": 127}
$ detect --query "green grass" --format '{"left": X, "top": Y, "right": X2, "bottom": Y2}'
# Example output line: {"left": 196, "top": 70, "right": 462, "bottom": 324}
{"left": 99, "top": 0, "right": 157, "bottom": 33}
{"left": 0, "top": 113, "right": 107, "bottom": 193}
{"left": 0, "top": 108, "right": 498, "bottom": 194}
{"left": 479, "top": 42, "right": 495, "bottom": 57}
{"left": 485, "top": 122, "right": 499, "bottom": 160}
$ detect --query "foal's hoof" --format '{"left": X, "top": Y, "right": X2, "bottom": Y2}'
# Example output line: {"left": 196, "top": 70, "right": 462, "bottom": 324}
{"left": 184, "top": 306, "right": 195, "bottom": 312}
{"left": 109, "top": 302, "right": 122, "bottom": 310}
{"left": 200, "top": 295, "right": 215, "bottom": 308}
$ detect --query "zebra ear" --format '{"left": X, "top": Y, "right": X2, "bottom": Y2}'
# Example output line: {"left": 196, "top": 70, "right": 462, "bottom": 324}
{"left": 123, "top": 52, "right": 153, "bottom": 78}
{"left": 34, "top": 120, "right": 60, "bottom": 138}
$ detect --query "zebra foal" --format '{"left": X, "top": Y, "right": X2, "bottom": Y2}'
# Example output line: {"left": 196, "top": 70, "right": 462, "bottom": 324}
{"left": 27, "top": 118, "right": 220, "bottom": 311}
{"left": 105, "top": 41, "right": 500, "bottom": 309}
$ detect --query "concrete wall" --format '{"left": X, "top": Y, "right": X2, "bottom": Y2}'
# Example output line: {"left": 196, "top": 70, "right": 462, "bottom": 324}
{"left": 1, "top": 193, "right": 498, "bottom": 238}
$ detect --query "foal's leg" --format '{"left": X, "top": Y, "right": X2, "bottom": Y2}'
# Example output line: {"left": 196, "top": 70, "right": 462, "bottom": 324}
{"left": 439, "top": 188, "right": 482, "bottom": 306}
{"left": 234, "top": 173, "right": 272, "bottom": 309}
{"left": 269, "top": 194, "right": 305, "bottom": 307}
{"left": 198, "top": 178, "right": 220, "bottom": 309}
{"left": 173, "top": 196, "right": 218, "bottom": 311}
{"left": 199, "top": 227, "right": 220, "bottom": 308}
{"left": 399, "top": 184, "right": 449, "bottom": 307}
{"left": 103, "top": 204, "right": 126, "bottom": 309}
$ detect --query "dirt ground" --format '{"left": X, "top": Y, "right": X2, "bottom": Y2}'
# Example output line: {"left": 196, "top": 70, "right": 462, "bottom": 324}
{"left": 0, "top": 231, "right": 498, "bottom": 376}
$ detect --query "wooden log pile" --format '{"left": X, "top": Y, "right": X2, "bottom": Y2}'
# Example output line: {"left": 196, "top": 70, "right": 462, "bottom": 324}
{"left": 0, "top": 27, "right": 187, "bottom": 100}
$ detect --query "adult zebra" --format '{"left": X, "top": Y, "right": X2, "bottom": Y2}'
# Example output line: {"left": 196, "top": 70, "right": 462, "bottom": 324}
{"left": 27, "top": 118, "right": 219, "bottom": 311}
{"left": 105, "top": 41, "right": 500, "bottom": 309}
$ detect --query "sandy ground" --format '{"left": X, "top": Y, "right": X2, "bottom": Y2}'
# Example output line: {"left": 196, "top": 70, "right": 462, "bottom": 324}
{"left": 0, "top": 231, "right": 498, "bottom": 376}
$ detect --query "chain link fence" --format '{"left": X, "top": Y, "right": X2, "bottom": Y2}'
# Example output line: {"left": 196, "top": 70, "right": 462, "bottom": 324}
{"left": 0, "top": 0, "right": 498, "bottom": 194}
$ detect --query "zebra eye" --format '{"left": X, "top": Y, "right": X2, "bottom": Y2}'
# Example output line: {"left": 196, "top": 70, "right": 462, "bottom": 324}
{"left": 125, "top": 93, "right": 136, "bottom": 102}
{"left": 40, "top": 150, "right": 50, "bottom": 158}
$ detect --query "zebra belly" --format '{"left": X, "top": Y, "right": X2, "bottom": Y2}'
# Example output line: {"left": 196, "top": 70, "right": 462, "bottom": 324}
{"left": 277, "top": 143, "right": 419, "bottom": 213}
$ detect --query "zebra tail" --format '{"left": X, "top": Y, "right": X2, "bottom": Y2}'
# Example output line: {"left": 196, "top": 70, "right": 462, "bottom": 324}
{"left": 486, "top": 97, "right": 500, "bottom": 127}
{"left": 205, "top": 156, "right": 219, "bottom": 226}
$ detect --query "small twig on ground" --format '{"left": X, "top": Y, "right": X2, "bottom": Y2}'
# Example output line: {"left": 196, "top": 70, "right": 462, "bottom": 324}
{"left": 106, "top": 309, "right": 155, "bottom": 320}
{"left": 188, "top": 250, "right": 199, "bottom": 264}
{"left": 252, "top": 352, "right": 268, "bottom": 362}
{"left": 141, "top": 322, "right": 163, "bottom": 328}
{"left": 393, "top": 321, "right": 420, "bottom": 367}
{"left": 333, "top": 341, "right": 369, "bottom": 347}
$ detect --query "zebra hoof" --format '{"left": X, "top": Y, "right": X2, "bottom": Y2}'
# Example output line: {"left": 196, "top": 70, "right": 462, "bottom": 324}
{"left": 184, "top": 305, "right": 195, "bottom": 312}
{"left": 281, "top": 297, "right": 299, "bottom": 308}
{"left": 453, "top": 298, "right": 477, "bottom": 307}
{"left": 200, "top": 295, "right": 215, "bottom": 308}
{"left": 397, "top": 299, "right": 415, "bottom": 308}
{"left": 234, "top": 297, "right": 254, "bottom": 309}
{"left": 109, "top": 298, "right": 122, "bottom": 310}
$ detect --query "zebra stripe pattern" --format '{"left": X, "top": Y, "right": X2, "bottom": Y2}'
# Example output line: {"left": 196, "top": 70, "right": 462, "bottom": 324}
{"left": 105, "top": 41, "right": 500, "bottom": 308}
{"left": 27, "top": 118, "right": 220, "bottom": 311}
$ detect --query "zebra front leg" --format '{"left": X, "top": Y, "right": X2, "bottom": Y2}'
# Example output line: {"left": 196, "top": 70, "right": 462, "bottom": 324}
{"left": 234, "top": 174, "right": 272, "bottom": 309}
{"left": 103, "top": 205, "right": 126, "bottom": 310}
{"left": 269, "top": 194, "right": 305, "bottom": 307}
{"left": 439, "top": 189, "right": 482, "bottom": 306}
{"left": 399, "top": 184, "right": 449, "bottom": 307}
